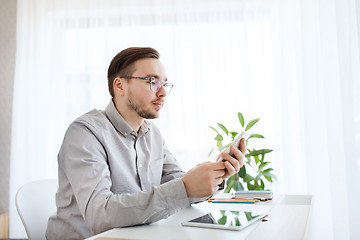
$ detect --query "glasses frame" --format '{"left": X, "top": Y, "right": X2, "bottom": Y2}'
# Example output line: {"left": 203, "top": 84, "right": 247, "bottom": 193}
{"left": 120, "top": 76, "right": 173, "bottom": 95}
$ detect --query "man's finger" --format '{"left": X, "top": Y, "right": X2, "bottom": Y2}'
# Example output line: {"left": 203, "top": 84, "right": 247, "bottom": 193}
{"left": 224, "top": 161, "right": 236, "bottom": 176}
{"left": 239, "top": 138, "right": 246, "bottom": 154}
{"left": 211, "top": 161, "right": 228, "bottom": 170}
{"left": 230, "top": 145, "right": 245, "bottom": 168}
{"left": 214, "top": 168, "right": 226, "bottom": 178}
{"left": 215, "top": 176, "right": 224, "bottom": 186}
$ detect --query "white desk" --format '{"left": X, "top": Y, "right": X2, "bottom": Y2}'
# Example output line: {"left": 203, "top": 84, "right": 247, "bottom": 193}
{"left": 87, "top": 195, "right": 312, "bottom": 240}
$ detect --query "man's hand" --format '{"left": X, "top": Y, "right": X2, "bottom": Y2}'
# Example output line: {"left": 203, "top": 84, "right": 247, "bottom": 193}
{"left": 218, "top": 137, "right": 246, "bottom": 179}
{"left": 182, "top": 161, "right": 226, "bottom": 198}
{"left": 182, "top": 138, "right": 246, "bottom": 198}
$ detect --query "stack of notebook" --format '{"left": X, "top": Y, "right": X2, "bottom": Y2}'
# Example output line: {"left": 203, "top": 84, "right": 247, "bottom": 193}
{"left": 234, "top": 190, "right": 273, "bottom": 200}
{"left": 208, "top": 191, "right": 273, "bottom": 204}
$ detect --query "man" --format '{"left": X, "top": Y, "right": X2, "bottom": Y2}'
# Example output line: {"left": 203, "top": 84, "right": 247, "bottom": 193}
{"left": 46, "top": 47, "right": 246, "bottom": 239}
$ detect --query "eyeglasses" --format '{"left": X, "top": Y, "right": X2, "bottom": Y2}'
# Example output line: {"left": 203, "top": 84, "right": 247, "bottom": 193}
{"left": 120, "top": 76, "right": 173, "bottom": 95}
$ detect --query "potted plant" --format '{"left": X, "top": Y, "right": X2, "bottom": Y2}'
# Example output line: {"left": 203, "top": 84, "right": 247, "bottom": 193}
{"left": 209, "top": 112, "right": 276, "bottom": 193}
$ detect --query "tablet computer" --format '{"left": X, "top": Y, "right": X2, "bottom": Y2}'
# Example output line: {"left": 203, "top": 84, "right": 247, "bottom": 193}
{"left": 181, "top": 210, "right": 267, "bottom": 231}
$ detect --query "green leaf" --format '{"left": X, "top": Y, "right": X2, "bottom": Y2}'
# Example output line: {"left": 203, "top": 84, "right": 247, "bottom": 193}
{"left": 239, "top": 182, "right": 245, "bottom": 191}
{"left": 254, "top": 154, "right": 260, "bottom": 165}
{"left": 235, "top": 217, "right": 241, "bottom": 226}
{"left": 245, "top": 149, "right": 273, "bottom": 158}
{"left": 260, "top": 153, "right": 265, "bottom": 163}
{"left": 209, "top": 126, "right": 219, "bottom": 134}
{"left": 244, "top": 174, "right": 254, "bottom": 182}
{"left": 218, "top": 216, "right": 227, "bottom": 225}
{"left": 238, "top": 112, "right": 245, "bottom": 128}
{"left": 234, "top": 181, "right": 244, "bottom": 191}
{"left": 238, "top": 165, "right": 246, "bottom": 178}
{"left": 218, "top": 123, "right": 229, "bottom": 135}
{"left": 245, "top": 150, "right": 253, "bottom": 163}
{"left": 263, "top": 171, "right": 277, "bottom": 180}
{"left": 248, "top": 134, "right": 264, "bottom": 139}
{"left": 264, "top": 175, "right": 273, "bottom": 183}
{"left": 260, "top": 179, "right": 265, "bottom": 190}
{"left": 225, "top": 176, "right": 235, "bottom": 193}
{"left": 245, "top": 212, "right": 254, "bottom": 221}
{"left": 247, "top": 182, "right": 255, "bottom": 190}
{"left": 224, "top": 183, "right": 233, "bottom": 193}
{"left": 259, "top": 161, "right": 270, "bottom": 170}
{"left": 263, "top": 168, "right": 274, "bottom": 174}
{"left": 215, "top": 134, "right": 223, "bottom": 141}
{"left": 262, "top": 169, "right": 276, "bottom": 181}
{"left": 230, "top": 131, "right": 238, "bottom": 139}
{"left": 245, "top": 118, "right": 260, "bottom": 131}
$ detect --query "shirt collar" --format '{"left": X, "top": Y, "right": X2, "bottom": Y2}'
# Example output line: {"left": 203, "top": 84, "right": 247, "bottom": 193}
{"left": 105, "top": 100, "right": 150, "bottom": 137}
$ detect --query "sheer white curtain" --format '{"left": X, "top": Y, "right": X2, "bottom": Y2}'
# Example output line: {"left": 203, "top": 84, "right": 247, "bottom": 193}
{"left": 10, "top": 0, "right": 360, "bottom": 238}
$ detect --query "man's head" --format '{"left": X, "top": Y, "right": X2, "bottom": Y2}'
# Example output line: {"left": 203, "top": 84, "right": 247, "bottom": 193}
{"left": 107, "top": 47, "right": 160, "bottom": 98}
{"left": 108, "top": 47, "right": 171, "bottom": 122}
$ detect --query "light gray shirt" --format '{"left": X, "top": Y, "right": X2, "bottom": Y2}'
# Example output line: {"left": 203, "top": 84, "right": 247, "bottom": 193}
{"left": 46, "top": 100, "right": 191, "bottom": 239}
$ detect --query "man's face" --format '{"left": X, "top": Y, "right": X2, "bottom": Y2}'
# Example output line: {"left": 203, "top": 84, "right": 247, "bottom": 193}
{"left": 125, "top": 58, "right": 168, "bottom": 119}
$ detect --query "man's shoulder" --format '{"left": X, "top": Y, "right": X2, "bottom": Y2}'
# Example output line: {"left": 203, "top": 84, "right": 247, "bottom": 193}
{"left": 60, "top": 109, "right": 109, "bottom": 149}
{"left": 72, "top": 109, "right": 108, "bottom": 129}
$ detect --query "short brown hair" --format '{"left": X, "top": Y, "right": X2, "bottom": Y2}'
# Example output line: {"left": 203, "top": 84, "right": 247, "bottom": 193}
{"left": 107, "top": 47, "right": 160, "bottom": 98}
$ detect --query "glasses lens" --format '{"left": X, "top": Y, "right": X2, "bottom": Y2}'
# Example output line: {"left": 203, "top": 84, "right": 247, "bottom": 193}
{"left": 164, "top": 84, "right": 173, "bottom": 95}
{"left": 150, "top": 79, "right": 162, "bottom": 92}
{"left": 150, "top": 79, "right": 173, "bottom": 95}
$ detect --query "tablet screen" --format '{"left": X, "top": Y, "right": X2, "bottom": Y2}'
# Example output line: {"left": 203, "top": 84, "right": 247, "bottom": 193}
{"left": 182, "top": 210, "right": 267, "bottom": 231}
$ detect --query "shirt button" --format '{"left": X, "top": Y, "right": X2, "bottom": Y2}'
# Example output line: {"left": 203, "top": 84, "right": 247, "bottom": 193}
{"left": 124, "top": 132, "right": 127, "bottom": 136}
{"left": 139, "top": 164, "right": 143, "bottom": 168}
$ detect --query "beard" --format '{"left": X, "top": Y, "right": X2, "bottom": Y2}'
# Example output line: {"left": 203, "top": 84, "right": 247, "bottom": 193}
{"left": 127, "top": 91, "right": 160, "bottom": 119}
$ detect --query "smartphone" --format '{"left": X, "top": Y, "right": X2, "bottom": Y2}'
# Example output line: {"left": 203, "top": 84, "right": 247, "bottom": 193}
{"left": 216, "top": 131, "right": 249, "bottom": 162}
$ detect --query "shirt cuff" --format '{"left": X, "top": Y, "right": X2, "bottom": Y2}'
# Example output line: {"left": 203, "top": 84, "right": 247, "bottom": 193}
{"left": 161, "top": 178, "right": 190, "bottom": 209}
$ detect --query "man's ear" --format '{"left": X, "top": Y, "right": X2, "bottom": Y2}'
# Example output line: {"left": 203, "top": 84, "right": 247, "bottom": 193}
{"left": 113, "top": 77, "right": 126, "bottom": 96}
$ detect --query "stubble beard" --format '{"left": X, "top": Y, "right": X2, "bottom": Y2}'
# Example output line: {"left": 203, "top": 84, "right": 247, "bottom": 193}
{"left": 127, "top": 91, "right": 159, "bottom": 119}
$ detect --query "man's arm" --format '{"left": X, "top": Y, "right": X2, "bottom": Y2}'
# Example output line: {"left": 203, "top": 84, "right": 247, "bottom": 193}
{"left": 59, "top": 122, "right": 190, "bottom": 235}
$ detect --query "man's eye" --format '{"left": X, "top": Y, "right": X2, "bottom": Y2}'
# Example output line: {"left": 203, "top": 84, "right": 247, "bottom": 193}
{"left": 149, "top": 79, "right": 158, "bottom": 85}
